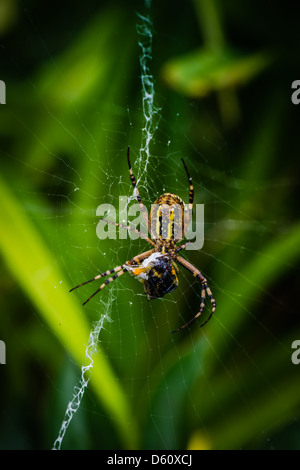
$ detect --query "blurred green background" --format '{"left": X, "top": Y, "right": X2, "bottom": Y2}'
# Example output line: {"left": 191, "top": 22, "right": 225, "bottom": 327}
{"left": 0, "top": 0, "right": 300, "bottom": 450}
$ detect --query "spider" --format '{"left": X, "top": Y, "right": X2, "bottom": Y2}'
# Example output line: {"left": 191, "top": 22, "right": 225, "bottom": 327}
{"left": 70, "top": 148, "right": 216, "bottom": 333}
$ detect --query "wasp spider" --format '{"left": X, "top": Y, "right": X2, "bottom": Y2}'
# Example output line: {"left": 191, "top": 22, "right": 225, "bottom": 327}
{"left": 70, "top": 148, "right": 216, "bottom": 333}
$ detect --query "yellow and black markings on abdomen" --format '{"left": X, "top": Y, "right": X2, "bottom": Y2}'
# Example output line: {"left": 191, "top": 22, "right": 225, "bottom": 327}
{"left": 150, "top": 193, "right": 185, "bottom": 242}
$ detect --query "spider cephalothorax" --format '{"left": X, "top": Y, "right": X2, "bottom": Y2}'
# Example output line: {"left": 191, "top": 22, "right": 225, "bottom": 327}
{"left": 70, "top": 148, "right": 216, "bottom": 333}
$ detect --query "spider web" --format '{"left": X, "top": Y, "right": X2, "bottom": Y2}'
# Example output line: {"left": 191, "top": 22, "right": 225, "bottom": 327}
{"left": 1, "top": 0, "right": 300, "bottom": 451}
{"left": 52, "top": 7, "right": 161, "bottom": 451}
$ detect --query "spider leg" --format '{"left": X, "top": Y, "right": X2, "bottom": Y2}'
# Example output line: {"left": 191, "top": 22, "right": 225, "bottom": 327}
{"left": 70, "top": 249, "right": 155, "bottom": 305}
{"left": 98, "top": 217, "right": 155, "bottom": 246}
{"left": 175, "top": 242, "right": 191, "bottom": 253}
{"left": 181, "top": 158, "right": 194, "bottom": 212}
{"left": 82, "top": 269, "right": 126, "bottom": 306}
{"left": 181, "top": 158, "right": 194, "bottom": 237}
{"left": 171, "top": 255, "right": 216, "bottom": 333}
{"left": 70, "top": 265, "right": 124, "bottom": 292}
{"left": 125, "top": 248, "right": 156, "bottom": 270}
{"left": 127, "top": 147, "right": 154, "bottom": 238}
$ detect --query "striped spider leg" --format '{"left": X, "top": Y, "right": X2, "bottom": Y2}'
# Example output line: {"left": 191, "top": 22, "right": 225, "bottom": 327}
{"left": 70, "top": 248, "right": 155, "bottom": 306}
{"left": 170, "top": 255, "right": 216, "bottom": 333}
{"left": 127, "top": 147, "right": 156, "bottom": 238}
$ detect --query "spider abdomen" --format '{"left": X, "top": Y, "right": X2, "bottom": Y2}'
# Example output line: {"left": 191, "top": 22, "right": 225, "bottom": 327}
{"left": 150, "top": 193, "right": 185, "bottom": 242}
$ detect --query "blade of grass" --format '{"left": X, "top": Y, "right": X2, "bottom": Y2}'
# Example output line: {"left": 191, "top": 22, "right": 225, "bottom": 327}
{"left": 154, "top": 223, "right": 300, "bottom": 449}
{"left": 0, "top": 175, "right": 138, "bottom": 449}
{"left": 209, "top": 370, "right": 300, "bottom": 449}
{"left": 193, "top": 0, "right": 225, "bottom": 50}
{"left": 142, "top": 339, "right": 206, "bottom": 449}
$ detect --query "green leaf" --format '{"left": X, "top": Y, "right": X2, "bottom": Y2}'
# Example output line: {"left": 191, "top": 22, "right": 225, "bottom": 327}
{"left": 162, "top": 47, "right": 272, "bottom": 97}
{"left": 0, "top": 174, "right": 138, "bottom": 449}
